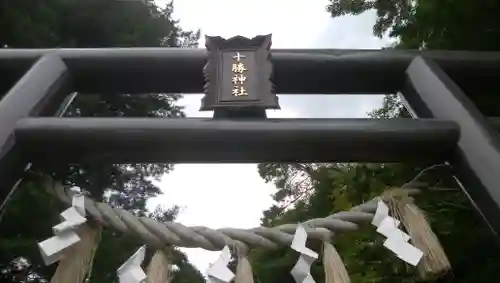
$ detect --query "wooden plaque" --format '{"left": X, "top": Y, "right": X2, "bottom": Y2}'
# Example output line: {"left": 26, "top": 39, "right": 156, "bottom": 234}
{"left": 200, "top": 34, "right": 279, "bottom": 112}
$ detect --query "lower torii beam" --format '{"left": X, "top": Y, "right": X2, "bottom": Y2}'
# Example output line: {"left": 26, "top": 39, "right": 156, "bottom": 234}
{"left": 15, "top": 117, "right": 459, "bottom": 164}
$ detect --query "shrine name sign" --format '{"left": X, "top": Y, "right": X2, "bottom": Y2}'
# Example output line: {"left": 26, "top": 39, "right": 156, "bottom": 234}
{"left": 200, "top": 34, "right": 279, "bottom": 111}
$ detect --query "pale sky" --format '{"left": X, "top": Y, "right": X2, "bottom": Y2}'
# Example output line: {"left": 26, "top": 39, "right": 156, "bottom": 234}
{"left": 149, "top": 0, "right": 392, "bottom": 275}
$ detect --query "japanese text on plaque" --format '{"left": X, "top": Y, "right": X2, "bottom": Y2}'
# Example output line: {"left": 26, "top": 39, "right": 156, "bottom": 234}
{"left": 231, "top": 52, "right": 248, "bottom": 96}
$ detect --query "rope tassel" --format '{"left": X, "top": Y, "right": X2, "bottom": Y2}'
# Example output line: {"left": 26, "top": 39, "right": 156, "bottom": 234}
{"left": 50, "top": 224, "right": 101, "bottom": 283}
{"left": 384, "top": 189, "right": 451, "bottom": 280}
{"left": 323, "top": 241, "right": 350, "bottom": 283}
{"left": 235, "top": 247, "right": 254, "bottom": 283}
{"left": 147, "top": 249, "right": 173, "bottom": 283}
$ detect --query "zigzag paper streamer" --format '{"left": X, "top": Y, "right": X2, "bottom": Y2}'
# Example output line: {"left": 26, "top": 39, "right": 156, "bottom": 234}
{"left": 72, "top": 192, "right": 86, "bottom": 217}
{"left": 377, "top": 216, "right": 410, "bottom": 243}
{"left": 372, "top": 199, "right": 423, "bottom": 266}
{"left": 52, "top": 207, "right": 87, "bottom": 235}
{"left": 207, "top": 245, "right": 235, "bottom": 283}
{"left": 383, "top": 231, "right": 423, "bottom": 266}
{"left": 371, "top": 198, "right": 389, "bottom": 227}
{"left": 290, "top": 224, "right": 318, "bottom": 283}
{"left": 38, "top": 193, "right": 87, "bottom": 265}
{"left": 117, "top": 245, "right": 147, "bottom": 283}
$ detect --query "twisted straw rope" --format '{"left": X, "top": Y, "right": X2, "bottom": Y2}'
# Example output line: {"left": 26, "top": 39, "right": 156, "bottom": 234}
{"left": 45, "top": 178, "right": 419, "bottom": 251}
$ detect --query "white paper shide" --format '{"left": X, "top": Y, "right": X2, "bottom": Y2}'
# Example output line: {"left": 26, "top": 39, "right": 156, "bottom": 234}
{"left": 38, "top": 192, "right": 87, "bottom": 265}
{"left": 372, "top": 198, "right": 423, "bottom": 266}
{"left": 290, "top": 224, "right": 318, "bottom": 283}
{"left": 117, "top": 245, "right": 147, "bottom": 283}
{"left": 207, "top": 246, "right": 235, "bottom": 283}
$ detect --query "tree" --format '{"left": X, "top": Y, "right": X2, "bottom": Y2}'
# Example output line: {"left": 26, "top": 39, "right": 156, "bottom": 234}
{"left": 0, "top": 0, "right": 204, "bottom": 282}
{"left": 0, "top": 182, "right": 62, "bottom": 283}
{"left": 0, "top": 0, "right": 200, "bottom": 49}
{"left": 329, "top": 0, "right": 500, "bottom": 279}
{"left": 326, "top": 0, "right": 414, "bottom": 37}
{"left": 391, "top": 0, "right": 500, "bottom": 51}
{"left": 170, "top": 251, "right": 206, "bottom": 283}
{"left": 326, "top": 0, "right": 500, "bottom": 51}
{"left": 252, "top": 95, "right": 500, "bottom": 282}
{"left": 0, "top": 0, "right": 200, "bottom": 211}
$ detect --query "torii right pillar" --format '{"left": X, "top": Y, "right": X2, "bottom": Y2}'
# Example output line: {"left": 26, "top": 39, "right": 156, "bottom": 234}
{"left": 403, "top": 56, "right": 500, "bottom": 235}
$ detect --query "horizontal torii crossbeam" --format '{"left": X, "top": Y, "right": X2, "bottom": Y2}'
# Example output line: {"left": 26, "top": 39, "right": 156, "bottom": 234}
{"left": 1, "top": 48, "right": 500, "bottom": 94}
{"left": 15, "top": 117, "right": 459, "bottom": 163}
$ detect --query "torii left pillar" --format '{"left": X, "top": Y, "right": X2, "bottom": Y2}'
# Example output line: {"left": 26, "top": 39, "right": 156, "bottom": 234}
{"left": 0, "top": 54, "right": 71, "bottom": 207}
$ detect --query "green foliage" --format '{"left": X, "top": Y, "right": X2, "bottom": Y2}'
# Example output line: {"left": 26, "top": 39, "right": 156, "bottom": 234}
{"left": 0, "top": 0, "right": 204, "bottom": 282}
{"left": 0, "top": 0, "right": 200, "bottom": 210}
{"left": 0, "top": 182, "right": 61, "bottom": 282}
{"left": 257, "top": 164, "right": 316, "bottom": 225}
{"left": 254, "top": 96, "right": 500, "bottom": 282}
{"left": 323, "top": 0, "right": 500, "bottom": 280}
{"left": 327, "top": 0, "right": 500, "bottom": 52}
{"left": 0, "top": 0, "right": 200, "bottom": 49}
{"left": 326, "top": 0, "right": 413, "bottom": 37}
{"left": 391, "top": 0, "right": 500, "bottom": 51}
{"left": 170, "top": 251, "right": 206, "bottom": 283}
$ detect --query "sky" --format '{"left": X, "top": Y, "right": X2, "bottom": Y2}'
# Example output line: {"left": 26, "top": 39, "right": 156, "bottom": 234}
{"left": 149, "top": 0, "right": 392, "bottom": 275}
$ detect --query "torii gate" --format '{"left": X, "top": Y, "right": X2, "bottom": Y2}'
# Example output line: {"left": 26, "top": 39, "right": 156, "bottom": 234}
{"left": 1, "top": 35, "right": 500, "bottom": 282}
